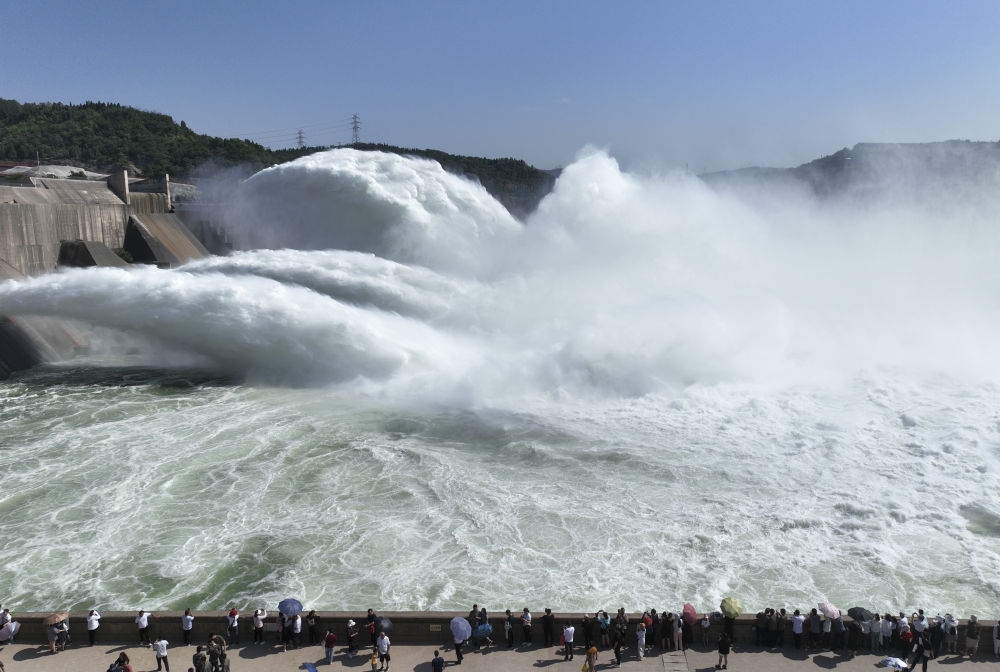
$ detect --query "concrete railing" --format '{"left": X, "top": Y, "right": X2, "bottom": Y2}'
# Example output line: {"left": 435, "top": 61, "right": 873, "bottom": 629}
{"left": 5, "top": 611, "right": 993, "bottom": 650}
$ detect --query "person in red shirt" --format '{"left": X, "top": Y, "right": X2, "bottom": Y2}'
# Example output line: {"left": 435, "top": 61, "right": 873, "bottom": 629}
{"left": 324, "top": 629, "right": 339, "bottom": 664}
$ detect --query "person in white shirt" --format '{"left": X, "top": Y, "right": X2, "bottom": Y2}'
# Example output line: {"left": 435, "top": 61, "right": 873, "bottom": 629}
{"left": 252, "top": 609, "right": 267, "bottom": 645}
{"left": 564, "top": 623, "right": 576, "bottom": 661}
{"left": 376, "top": 631, "right": 391, "bottom": 671}
{"left": 136, "top": 610, "right": 154, "bottom": 647}
{"left": 291, "top": 613, "right": 302, "bottom": 648}
{"left": 880, "top": 614, "right": 894, "bottom": 651}
{"left": 181, "top": 609, "right": 194, "bottom": 646}
{"left": 791, "top": 609, "right": 806, "bottom": 649}
{"left": 86, "top": 610, "right": 100, "bottom": 646}
{"left": 152, "top": 635, "right": 169, "bottom": 671}
{"left": 226, "top": 608, "right": 239, "bottom": 645}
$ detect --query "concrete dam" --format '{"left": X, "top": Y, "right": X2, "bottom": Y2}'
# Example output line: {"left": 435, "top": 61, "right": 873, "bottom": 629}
{"left": 0, "top": 169, "right": 212, "bottom": 378}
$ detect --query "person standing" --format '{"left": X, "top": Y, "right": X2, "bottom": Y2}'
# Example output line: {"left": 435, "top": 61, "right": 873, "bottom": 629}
{"left": 564, "top": 622, "right": 576, "bottom": 661}
{"left": 181, "top": 609, "right": 194, "bottom": 646}
{"left": 581, "top": 613, "right": 594, "bottom": 650}
{"left": 192, "top": 646, "right": 208, "bottom": 672}
{"left": 226, "top": 607, "right": 239, "bottom": 645}
{"left": 347, "top": 619, "right": 359, "bottom": 658}
{"left": 454, "top": 626, "right": 465, "bottom": 665}
{"left": 585, "top": 644, "right": 599, "bottom": 672}
{"left": 86, "top": 609, "right": 101, "bottom": 646}
{"left": 598, "top": 611, "right": 611, "bottom": 648}
{"left": 521, "top": 608, "right": 532, "bottom": 646}
{"left": 291, "top": 612, "right": 303, "bottom": 648}
{"left": 882, "top": 613, "right": 896, "bottom": 652}
{"left": 543, "top": 608, "right": 555, "bottom": 647}
{"left": 504, "top": 609, "right": 516, "bottom": 648}
{"left": 366, "top": 609, "right": 378, "bottom": 646}
{"left": 673, "top": 611, "right": 684, "bottom": 651}
{"left": 662, "top": 612, "right": 675, "bottom": 651}
{"left": 965, "top": 616, "right": 980, "bottom": 657}
{"left": 252, "top": 608, "right": 266, "bottom": 645}
{"left": 716, "top": 631, "right": 730, "bottom": 670}
{"left": 324, "top": 628, "right": 338, "bottom": 664}
{"left": 612, "top": 631, "right": 623, "bottom": 667}
{"left": 791, "top": 610, "right": 805, "bottom": 649}
{"left": 635, "top": 622, "right": 645, "bottom": 660}
{"left": 432, "top": 649, "right": 445, "bottom": 672}
{"left": 776, "top": 609, "right": 787, "bottom": 648}
{"left": 376, "top": 630, "right": 391, "bottom": 671}
{"left": 912, "top": 631, "right": 932, "bottom": 672}
{"left": 136, "top": 610, "right": 153, "bottom": 647}
{"left": 152, "top": 635, "right": 170, "bottom": 671}
{"left": 306, "top": 610, "right": 321, "bottom": 645}
{"left": 808, "top": 609, "right": 821, "bottom": 650}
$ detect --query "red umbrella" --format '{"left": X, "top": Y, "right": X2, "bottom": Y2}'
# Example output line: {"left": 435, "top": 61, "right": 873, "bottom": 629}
{"left": 682, "top": 603, "right": 698, "bottom": 625}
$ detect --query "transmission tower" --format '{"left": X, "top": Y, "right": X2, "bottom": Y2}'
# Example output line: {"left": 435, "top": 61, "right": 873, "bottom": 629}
{"left": 297, "top": 130, "right": 305, "bottom": 148}
{"left": 351, "top": 114, "right": 361, "bottom": 144}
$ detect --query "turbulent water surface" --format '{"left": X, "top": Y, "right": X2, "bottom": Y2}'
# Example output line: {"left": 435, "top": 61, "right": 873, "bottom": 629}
{"left": 2, "top": 148, "right": 1000, "bottom": 616}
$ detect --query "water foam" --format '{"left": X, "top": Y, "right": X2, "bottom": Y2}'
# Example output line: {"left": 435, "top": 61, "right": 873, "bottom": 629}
{"left": 2, "top": 147, "right": 1000, "bottom": 614}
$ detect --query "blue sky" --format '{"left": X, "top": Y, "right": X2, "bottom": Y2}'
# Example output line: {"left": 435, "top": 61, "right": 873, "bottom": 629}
{"left": 3, "top": 0, "right": 998, "bottom": 171}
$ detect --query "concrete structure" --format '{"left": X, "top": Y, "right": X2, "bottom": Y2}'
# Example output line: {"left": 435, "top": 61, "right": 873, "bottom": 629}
{"left": 0, "top": 170, "right": 210, "bottom": 378}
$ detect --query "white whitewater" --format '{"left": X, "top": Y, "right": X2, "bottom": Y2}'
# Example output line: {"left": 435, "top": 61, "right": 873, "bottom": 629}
{"left": 1, "top": 147, "right": 999, "bottom": 615}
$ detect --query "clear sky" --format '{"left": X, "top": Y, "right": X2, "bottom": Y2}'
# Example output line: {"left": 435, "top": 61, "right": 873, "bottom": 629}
{"left": 3, "top": 0, "right": 998, "bottom": 172}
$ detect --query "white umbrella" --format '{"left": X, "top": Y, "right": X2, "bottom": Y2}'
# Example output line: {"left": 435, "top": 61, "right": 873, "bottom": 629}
{"left": 818, "top": 602, "right": 840, "bottom": 619}
{"left": 0, "top": 621, "right": 19, "bottom": 642}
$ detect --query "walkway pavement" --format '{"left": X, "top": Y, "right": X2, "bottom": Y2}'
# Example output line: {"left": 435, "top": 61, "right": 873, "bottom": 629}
{"left": 0, "top": 637, "right": 989, "bottom": 672}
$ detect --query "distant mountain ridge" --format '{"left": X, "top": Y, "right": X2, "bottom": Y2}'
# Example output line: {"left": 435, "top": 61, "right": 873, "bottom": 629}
{"left": 701, "top": 140, "right": 1000, "bottom": 202}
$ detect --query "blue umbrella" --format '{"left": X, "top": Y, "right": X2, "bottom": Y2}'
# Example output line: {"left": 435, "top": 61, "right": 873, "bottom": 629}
{"left": 278, "top": 598, "right": 304, "bottom": 616}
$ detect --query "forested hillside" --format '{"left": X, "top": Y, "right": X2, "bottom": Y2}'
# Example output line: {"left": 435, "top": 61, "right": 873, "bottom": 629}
{"left": 0, "top": 99, "right": 556, "bottom": 216}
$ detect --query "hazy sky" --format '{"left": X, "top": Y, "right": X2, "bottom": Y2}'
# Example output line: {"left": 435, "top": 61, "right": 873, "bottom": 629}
{"left": 3, "top": 0, "right": 998, "bottom": 171}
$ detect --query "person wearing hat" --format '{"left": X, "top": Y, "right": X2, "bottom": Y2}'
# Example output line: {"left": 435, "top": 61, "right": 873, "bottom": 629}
{"left": 252, "top": 608, "right": 267, "bottom": 645}
{"left": 347, "top": 618, "right": 359, "bottom": 658}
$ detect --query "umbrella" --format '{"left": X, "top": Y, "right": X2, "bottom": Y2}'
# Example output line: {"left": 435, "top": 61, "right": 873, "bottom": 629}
{"left": 0, "top": 621, "right": 19, "bottom": 642}
{"left": 682, "top": 603, "right": 698, "bottom": 625}
{"left": 848, "top": 607, "right": 874, "bottom": 622}
{"left": 375, "top": 615, "right": 393, "bottom": 636}
{"left": 277, "top": 598, "right": 303, "bottom": 616}
{"left": 450, "top": 616, "right": 472, "bottom": 642}
{"left": 43, "top": 611, "right": 68, "bottom": 626}
{"left": 818, "top": 602, "right": 840, "bottom": 619}
{"left": 719, "top": 597, "right": 743, "bottom": 619}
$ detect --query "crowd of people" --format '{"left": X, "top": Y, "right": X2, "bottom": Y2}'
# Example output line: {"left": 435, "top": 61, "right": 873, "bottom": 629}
{"left": 0, "top": 601, "right": 994, "bottom": 672}
{"left": 452, "top": 604, "right": 999, "bottom": 672}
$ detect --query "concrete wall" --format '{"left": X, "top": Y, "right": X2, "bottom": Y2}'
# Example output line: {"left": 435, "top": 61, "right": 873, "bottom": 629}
{"left": 0, "top": 202, "right": 128, "bottom": 276}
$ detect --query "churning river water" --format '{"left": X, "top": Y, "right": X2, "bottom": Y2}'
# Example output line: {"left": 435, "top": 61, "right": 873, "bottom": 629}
{"left": 1, "top": 148, "right": 1000, "bottom": 616}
